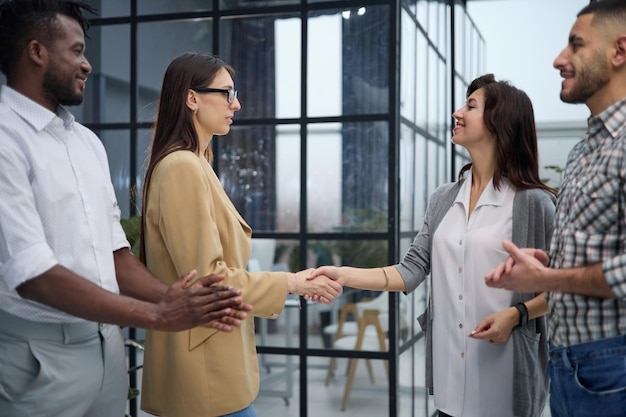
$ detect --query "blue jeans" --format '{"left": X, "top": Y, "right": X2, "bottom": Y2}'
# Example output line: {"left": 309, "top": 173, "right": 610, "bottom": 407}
{"left": 548, "top": 335, "right": 626, "bottom": 417}
{"left": 220, "top": 404, "right": 257, "bottom": 417}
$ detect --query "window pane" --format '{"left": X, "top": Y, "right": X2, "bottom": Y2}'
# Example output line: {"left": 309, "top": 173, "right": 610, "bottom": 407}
{"left": 98, "top": 130, "right": 131, "bottom": 217}
{"left": 222, "top": 0, "right": 299, "bottom": 9}
{"left": 134, "top": 128, "right": 153, "bottom": 212}
{"left": 400, "top": 123, "right": 415, "bottom": 233}
{"left": 276, "top": 125, "right": 301, "bottom": 233}
{"left": 307, "top": 6, "right": 390, "bottom": 117}
{"left": 218, "top": 124, "right": 299, "bottom": 233}
{"left": 401, "top": 10, "right": 416, "bottom": 123}
{"left": 137, "top": 19, "right": 214, "bottom": 123}
{"left": 137, "top": 0, "right": 212, "bottom": 14}
{"left": 220, "top": 14, "right": 301, "bottom": 120}
{"left": 415, "top": 132, "right": 428, "bottom": 229}
{"left": 416, "top": 30, "right": 428, "bottom": 127}
{"left": 318, "top": 286, "right": 390, "bottom": 413}
{"left": 307, "top": 122, "right": 388, "bottom": 233}
{"left": 84, "top": 0, "right": 129, "bottom": 18}
{"left": 254, "top": 354, "right": 300, "bottom": 410}
{"left": 81, "top": 24, "right": 130, "bottom": 124}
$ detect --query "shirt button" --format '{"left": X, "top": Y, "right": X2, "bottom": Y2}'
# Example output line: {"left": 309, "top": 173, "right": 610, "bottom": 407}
{"left": 458, "top": 295, "right": 463, "bottom": 300}
{"left": 458, "top": 267, "right": 462, "bottom": 273}
{"left": 461, "top": 352, "right": 465, "bottom": 358}
{"left": 459, "top": 323, "right": 463, "bottom": 329}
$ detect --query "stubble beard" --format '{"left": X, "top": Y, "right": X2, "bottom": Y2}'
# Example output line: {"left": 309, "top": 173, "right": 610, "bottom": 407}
{"left": 42, "top": 63, "right": 84, "bottom": 107}
{"left": 560, "top": 52, "right": 610, "bottom": 105}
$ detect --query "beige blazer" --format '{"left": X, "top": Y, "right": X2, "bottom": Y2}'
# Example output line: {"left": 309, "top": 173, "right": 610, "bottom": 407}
{"left": 140, "top": 151, "right": 289, "bottom": 417}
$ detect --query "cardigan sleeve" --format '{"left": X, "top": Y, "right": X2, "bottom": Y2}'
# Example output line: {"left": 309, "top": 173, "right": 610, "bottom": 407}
{"left": 511, "top": 188, "right": 556, "bottom": 251}
{"left": 394, "top": 182, "right": 461, "bottom": 293}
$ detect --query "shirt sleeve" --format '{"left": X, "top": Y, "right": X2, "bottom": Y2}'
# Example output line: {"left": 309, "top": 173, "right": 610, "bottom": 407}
{"left": 0, "top": 126, "right": 57, "bottom": 290}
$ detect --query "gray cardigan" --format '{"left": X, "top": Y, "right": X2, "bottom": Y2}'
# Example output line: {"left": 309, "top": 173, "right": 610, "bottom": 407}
{"left": 395, "top": 180, "right": 555, "bottom": 417}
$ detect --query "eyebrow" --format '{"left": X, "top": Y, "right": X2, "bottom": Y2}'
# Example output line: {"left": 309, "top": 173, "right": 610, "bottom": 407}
{"left": 569, "top": 34, "right": 584, "bottom": 44}
{"left": 467, "top": 97, "right": 478, "bottom": 105}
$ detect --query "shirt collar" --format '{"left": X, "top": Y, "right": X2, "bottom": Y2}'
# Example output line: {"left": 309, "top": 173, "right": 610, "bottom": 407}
{"left": 455, "top": 169, "right": 511, "bottom": 209}
{"left": 1, "top": 85, "right": 76, "bottom": 131}
{"left": 586, "top": 95, "right": 626, "bottom": 148}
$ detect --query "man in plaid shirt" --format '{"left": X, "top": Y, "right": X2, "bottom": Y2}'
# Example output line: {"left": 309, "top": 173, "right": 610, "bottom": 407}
{"left": 485, "top": 1, "right": 626, "bottom": 416}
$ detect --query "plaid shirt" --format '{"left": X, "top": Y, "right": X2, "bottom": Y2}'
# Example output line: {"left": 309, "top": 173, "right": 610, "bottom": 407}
{"left": 548, "top": 96, "right": 626, "bottom": 347}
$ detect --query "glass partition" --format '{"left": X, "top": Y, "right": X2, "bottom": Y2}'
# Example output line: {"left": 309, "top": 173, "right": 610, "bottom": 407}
{"left": 27, "top": 0, "right": 487, "bottom": 415}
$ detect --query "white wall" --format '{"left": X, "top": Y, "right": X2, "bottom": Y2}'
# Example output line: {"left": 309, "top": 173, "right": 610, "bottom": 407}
{"left": 467, "top": 0, "right": 590, "bottom": 123}
{"left": 467, "top": 0, "right": 591, "bottom": 186}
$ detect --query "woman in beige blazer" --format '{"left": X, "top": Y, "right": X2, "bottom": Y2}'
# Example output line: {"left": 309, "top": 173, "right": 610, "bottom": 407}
{"left": 139, "top": 52, "right": 342, "bottom": 417}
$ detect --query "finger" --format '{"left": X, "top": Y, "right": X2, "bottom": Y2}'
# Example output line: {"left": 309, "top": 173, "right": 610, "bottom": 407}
{"left": 329, "top": 280, "right": 343, "bottom": 293}
{"left": 198, "top": 284, "right": 233, "bottom": 293}
{"left": 232, "top": 302, "right": 253, "bottom": 312}
{"left": 534, "top": 249, "right": 550, "bottom": 266}
{"left": 191, "top": 288, "right": 240, "bottom": 304}
{"left": 195, "top": 274, "right": 226, "bottom": 287}
{"left": 178, "top": 269, "right": 197, "bottom": 288}
{"left": 469, "top": 329, "right": 493, "bottom": 340}
{"left": 504, "top": 256, "right": 516, "bottom": 274}
{"left": 307, "top": 267, "right": 324, "bottom": 280}
{"left": 501, "top": 240, "right": 524, "bottom": 262}
{"left": 199, "top": 295, "right": 244, "bottom": 314}
{"left": 203, "top": 321, "right": 234, "bottom": 332}
{"left": 218, "top": 315, "right": 245, "bottom": 327}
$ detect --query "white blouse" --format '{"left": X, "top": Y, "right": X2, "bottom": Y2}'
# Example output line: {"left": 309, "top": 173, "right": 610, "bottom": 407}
{"left": 431, "top": 173, "right": 516, "bottom": 417}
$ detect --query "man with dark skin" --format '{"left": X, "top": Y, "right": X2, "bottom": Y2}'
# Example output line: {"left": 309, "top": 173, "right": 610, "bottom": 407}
{"left": 0, "top": 1, "right": 252, "bottom": 416}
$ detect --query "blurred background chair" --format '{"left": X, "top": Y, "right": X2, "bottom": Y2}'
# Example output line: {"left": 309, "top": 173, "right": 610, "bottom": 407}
{"left": 324, "top": 292, "right": 409, "bottom": 410}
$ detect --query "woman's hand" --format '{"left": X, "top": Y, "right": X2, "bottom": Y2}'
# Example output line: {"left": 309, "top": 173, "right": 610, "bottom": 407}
{"left": 468, "top": 306, "right": 519, "bottom": 344}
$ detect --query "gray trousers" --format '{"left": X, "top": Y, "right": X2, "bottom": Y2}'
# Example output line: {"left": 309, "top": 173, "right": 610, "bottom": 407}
{"left": 0, "top": 309, "right": 128, "bottom": 417}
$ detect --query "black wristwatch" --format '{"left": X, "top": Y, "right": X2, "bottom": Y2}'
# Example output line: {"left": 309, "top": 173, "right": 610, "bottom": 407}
{"left": 513, "top": 302, "right": 529, "bottom": 328}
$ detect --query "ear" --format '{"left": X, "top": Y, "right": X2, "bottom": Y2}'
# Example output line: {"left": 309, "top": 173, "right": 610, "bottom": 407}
{"left": 612, "top": 35, "right": 626, "bottom": 68}
{"left": 26, "top": 40, "right": 48, "bottom": 68}
{"left": 186, "top": 89, "right": 198, "bottom": 112}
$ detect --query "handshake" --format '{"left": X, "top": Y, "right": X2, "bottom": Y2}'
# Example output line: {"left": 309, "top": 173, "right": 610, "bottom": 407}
{"left": 288, "top": 265, "right": 347, "bottom": 305}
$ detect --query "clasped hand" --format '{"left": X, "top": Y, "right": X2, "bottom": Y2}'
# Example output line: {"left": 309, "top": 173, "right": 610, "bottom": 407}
{"left": 484, "top": 240, "right": 550, "bottom": 293}
{"left": 157, "top": 270, "right": 253, "bottom": 332}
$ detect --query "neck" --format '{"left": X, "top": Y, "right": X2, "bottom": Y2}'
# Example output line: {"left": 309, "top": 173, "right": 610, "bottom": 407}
{"left": 586, "top": 76, "right": 626, "bottom": 116}
{"left": 467, "top": 147, "right": 495, "bottom": 187}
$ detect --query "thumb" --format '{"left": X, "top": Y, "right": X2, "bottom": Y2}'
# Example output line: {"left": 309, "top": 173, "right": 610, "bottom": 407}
{"left": 179, "top": 269, "right": 197, "bottom": 289}
{"left": 307, "top": 267, "right": 322, "bottom": 280}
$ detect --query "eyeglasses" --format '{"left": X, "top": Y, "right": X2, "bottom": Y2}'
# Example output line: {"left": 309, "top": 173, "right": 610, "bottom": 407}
{"left": 192, "top": 87, "right": 238, "bottom": 104}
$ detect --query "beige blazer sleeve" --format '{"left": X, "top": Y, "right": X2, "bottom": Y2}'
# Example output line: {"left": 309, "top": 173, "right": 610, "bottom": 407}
{"left": 146, "top": 151, "right": 289, "bottom": 316}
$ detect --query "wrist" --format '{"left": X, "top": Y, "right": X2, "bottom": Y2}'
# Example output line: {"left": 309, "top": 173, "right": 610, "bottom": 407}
{"left": 287, "top": 273, "right": 298, "bottom": 294}
{"left": 513, "top": 302, "right": 529, "bottom": 328}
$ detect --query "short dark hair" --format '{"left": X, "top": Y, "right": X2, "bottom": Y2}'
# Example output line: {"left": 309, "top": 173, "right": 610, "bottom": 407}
{"left": 579, "top": 0, "right": 626, "bottom": 22}
{"left": 0, "top": 0, "right": 96, "bottom": 79}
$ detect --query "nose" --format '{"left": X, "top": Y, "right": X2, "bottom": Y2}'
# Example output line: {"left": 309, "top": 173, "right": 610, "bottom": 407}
{"left": 82, "top": 56, "right": 92, "bottom": 75}
{"left": 553, "top": 47, "right": 568, "bottom": 70}
{"left": 231, "top": 97, "right": 241, "bottom": 111}
{"left": 452, "top": 107, "right": 463, "bottom": 120}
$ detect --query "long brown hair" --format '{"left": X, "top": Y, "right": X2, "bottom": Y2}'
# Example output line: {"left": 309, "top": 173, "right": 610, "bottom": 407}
{"left": 458, "top": 74, "right": 555, "bottom": 196}
{"left": 140, "top": 52, "right": 235, "bottom": 262}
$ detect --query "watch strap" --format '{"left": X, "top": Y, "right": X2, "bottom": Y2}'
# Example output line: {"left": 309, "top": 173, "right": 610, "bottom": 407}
{"left": 513, "top": 302, "right": 529, "bottom": 327}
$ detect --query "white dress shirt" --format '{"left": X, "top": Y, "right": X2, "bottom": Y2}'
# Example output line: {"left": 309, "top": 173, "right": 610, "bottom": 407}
{"left": 431, "top": 173, "right": 516, "bottom": 417}
{"left": 0, "top": 86, "right": 128, "bottom": 323}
